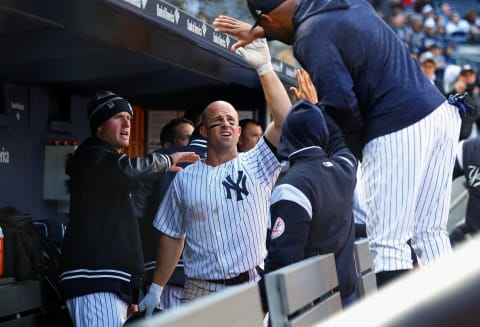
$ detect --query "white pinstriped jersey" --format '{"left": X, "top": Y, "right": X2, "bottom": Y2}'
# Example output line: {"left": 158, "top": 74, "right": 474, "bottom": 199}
{"left": 153, "top": 138, "right": 281, "bottom": 280}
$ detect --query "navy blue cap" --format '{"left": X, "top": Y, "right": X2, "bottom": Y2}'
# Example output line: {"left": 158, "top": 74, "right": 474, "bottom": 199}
{"left": 247, "top": 0, "right": 286, "bottom": 30}
{"left": 87, "top": 91, "right": 133, "bottom": 134}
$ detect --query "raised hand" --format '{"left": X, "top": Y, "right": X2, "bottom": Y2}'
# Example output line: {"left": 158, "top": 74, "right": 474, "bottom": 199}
{"left": 235, "top": 38, "right": 273, "bottom": 76}
{"left": 213, "top": 15, "right": 265, "bottom": 52}
{"left": 290, "top": 69, "right": 318, "bottom": 103}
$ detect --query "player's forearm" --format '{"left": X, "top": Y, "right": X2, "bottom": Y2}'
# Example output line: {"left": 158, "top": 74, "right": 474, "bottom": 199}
{"left": 261, "top": 71, "right": 291, "bottom": 147}
{"left": 152, "top": 233, "right": 185, "bottom": 286}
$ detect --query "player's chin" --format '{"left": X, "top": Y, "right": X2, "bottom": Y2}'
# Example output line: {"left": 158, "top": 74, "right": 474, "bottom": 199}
{"left": 118, "top": 139, "right": 130, "bottom": 148}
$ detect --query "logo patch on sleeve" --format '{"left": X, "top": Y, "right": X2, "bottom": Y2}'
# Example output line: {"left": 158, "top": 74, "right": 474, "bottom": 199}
{"left": 271, "top": 217, "right": 285, "bottom": 239}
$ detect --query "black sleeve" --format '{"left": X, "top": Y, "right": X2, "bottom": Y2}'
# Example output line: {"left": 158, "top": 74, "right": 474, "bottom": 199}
{"left": 263, "top": 136, "right": 281, "bottom": 162}
{"left": 452, "top": 158, "right": 463, "bottom": 180}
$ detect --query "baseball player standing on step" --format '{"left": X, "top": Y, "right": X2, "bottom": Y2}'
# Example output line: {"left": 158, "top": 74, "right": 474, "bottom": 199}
{"left": 213, "top": 0, "right": 468, "bottom": 287}
{"left": 139, "top": 38, "right": 291, "bottom": 316}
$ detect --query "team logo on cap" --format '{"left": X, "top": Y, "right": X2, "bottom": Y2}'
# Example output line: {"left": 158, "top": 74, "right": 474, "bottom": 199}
{"left": 271, "top": 217, "right": 285, "bottom": 239}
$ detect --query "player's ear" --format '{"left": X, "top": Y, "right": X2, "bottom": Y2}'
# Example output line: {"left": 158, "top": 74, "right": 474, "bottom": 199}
{"left": 261, "top": 13, "right": 275, "bottom": 25}
{"left": 199, "top": 125, "right": 207, "bottom": 138}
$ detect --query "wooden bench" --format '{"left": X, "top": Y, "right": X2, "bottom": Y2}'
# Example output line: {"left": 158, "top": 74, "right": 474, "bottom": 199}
{"left": 265, "top": 253, "right": 342, "bottom": 327}
{"left": 353, "top": 238, "right": 377, "bottom": 297}
{"left": 132, "top": 283, "right": 264, "bottom": 327}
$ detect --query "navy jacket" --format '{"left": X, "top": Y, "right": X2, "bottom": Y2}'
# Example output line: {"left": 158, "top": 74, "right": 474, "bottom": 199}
{"left": 453, "top": 137, "right": 480, "bottom": 231}
{"left": 265, "top": 100, "right": 357, "bottom": 299}
{"left": 292, "top": 0, "right": 446, "bottom": 154}
{"left": 60, "top": 137, "right": 171, "bottom": 304}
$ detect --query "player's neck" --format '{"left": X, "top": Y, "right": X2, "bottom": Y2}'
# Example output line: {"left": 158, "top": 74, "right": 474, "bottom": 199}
{"left": 204, "top": 150, "right": 237, "bottom": 167}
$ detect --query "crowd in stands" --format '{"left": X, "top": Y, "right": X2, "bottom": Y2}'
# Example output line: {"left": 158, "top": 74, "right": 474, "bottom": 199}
{"left": 376, "top": 1, "right": 479, "bottom": 93}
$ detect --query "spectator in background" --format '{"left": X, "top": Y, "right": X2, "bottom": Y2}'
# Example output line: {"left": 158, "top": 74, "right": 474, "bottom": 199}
{"left": 464, "top": 8, "right": 480, "bottom": 43}
{"left": 420, "top": 3, "right": 435, "bottom": 20}
{"left": 59, "top": 91, "right": 199, "bottom": 326}
{"left": 443, "top": 42, "right": 457, "bottom": 66}
{"left": 438, "top": 1, "right": 453, "bottom": 25}
{"left": 390, "top": 11, "right": 414, "bottom": 45}
{"left": 446, "top": 11, "right": 471, "bottom": 44}
{"left": 415, "top": 1, "right": 435, "bottom": 15}
{"left": 421, "top": 17, "right": 444, "bottom": 52}
{"left": 238, "top": 118, "right": 263, "bottom": 152}
{"left": 443, "top": 63, "right": 462, "bottom": 94}
{"left": 448, "top": 64, "right": 479, "bottom": 140}
{"left": 419, "top": 51, "right": 444, "bottom": 93}
{"left": 409, "top": 13, "right": 427, "bottom": 54}
{"left": 429, "top": 43, "right": 447, "bottom": 79}
{"left": 160, "top": 118, "right": 195, "bottom": 150}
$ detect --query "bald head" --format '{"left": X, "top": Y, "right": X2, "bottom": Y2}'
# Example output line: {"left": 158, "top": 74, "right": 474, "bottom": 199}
{"left": 202, "top": 101, "right": 239, "bottom": 129}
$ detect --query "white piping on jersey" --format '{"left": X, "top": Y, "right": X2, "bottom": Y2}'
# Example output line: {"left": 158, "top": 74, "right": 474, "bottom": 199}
{"left": 189, "top": 139, "right": 207, "bottom": 148}
{"left": 456, "top": 140, "right": 465, "bottom": 169}
{"left": 271, "top": 184, "right": 313, "bottom": 219}
{"left": 287, "top": 146, "right": 323, "bottom": 159}
{"left": 338, "top": 155, "right": 355, "bottom": 167}
{"left": 60, "top": 268, "right": 131, "bottom": 282}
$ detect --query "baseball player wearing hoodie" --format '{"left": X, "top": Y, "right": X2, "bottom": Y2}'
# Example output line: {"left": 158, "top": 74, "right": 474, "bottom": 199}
{"left": 263, "top": 99, "right": 358, "bottom": 308}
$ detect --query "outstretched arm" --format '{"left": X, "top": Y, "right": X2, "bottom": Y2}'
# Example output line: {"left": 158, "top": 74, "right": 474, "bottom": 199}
{"left": 260, "top": 69, "right": 291, "bottom": 148}
{"left": 235, "top": 37, "right": 291, "bottom": 148}
{"left": 213, "top": 15, "right": 265, "bottom": 52}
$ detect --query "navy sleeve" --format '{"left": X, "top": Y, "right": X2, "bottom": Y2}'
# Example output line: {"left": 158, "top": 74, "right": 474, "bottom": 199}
{"left": 452, "top": 158, "right": 463, "bottom": 180}
{"left": 265, "top": 200, "right": 311, "bottom": 275}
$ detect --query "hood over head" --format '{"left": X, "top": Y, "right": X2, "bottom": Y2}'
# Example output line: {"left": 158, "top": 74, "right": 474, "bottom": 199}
{"left": 278, "top": 99, "right": 329, "bottom": 160}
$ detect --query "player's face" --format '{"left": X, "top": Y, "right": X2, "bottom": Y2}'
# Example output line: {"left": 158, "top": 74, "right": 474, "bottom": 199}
{"left": 260, "top": 21, "right": 294, "bottom": 45}
{"left": 238, "top": 123, "right": 262, "bottom": 152}
{"left": 96, "top": 112, "right": 131, "bottom": 152}
{"left": 258, "top": 8, "right": 295, "bottom": 45}
{"left": 202, "top": 102, "right": 241, "bottom": 153}
{"left": 173, "top": 123, "right": 194, "bottom": 147}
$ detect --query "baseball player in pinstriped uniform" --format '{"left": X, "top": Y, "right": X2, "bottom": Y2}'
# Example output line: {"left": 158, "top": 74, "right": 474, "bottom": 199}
{"left": 139, "top": 38, "right": 291, "bottom": 316}
{"left": 214, "top": 0, "right": 466, "bottom": 287}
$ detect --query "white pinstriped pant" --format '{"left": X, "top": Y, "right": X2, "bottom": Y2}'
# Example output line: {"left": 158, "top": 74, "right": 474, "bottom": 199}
{"left": 360, "top": 101, "right": 461, "bottom": 272}
{"left": 66, "top": 292, "right": 128, "bottom": 327}
{"left": 159, "top": 284, "right": 183, "bottom": 310}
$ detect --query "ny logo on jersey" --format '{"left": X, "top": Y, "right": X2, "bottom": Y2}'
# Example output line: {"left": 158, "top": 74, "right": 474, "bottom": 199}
{"left": 222, "top": 171, "right": 249, "bottom": 201}
{"left": 467, "top": 165, "right": 480, "bottom": 188}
